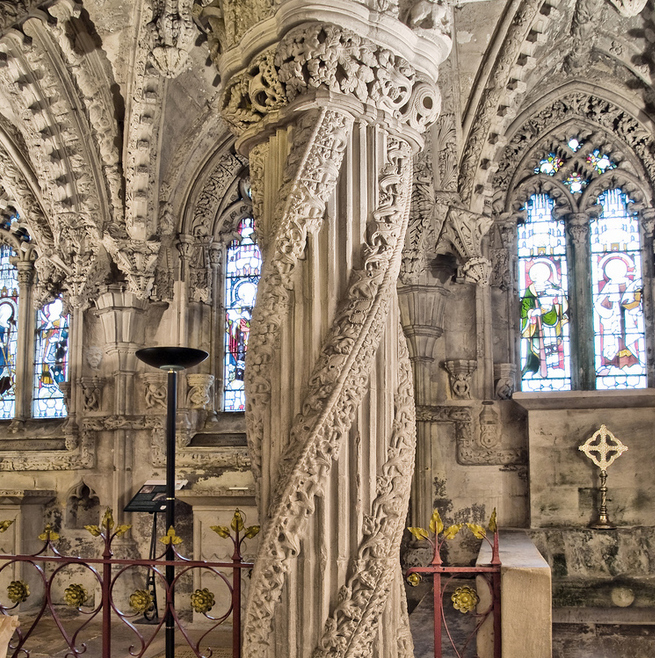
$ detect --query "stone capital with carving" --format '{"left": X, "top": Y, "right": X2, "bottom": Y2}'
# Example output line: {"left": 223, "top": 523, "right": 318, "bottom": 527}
{"left": 443, "top": 359, "right": 477, "bottom": 400}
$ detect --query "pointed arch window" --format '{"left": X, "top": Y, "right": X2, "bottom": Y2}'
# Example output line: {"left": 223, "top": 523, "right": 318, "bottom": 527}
{"left": 0, "top": 244, "right": 19, "bottom": 418}
{"left": 223, "top": 216, "right": 261, "bottom": 412}
{"left": 518, "top": 194, "right": 571, "bottom": 391}
{"left": 33, "top": 296, "right": 69, "bottom": 418}
{"left": 517, "top": 140, "right": 649, "bottom": 391}
{"left": 0, "top": 208, "right": 70, "bottom": 419}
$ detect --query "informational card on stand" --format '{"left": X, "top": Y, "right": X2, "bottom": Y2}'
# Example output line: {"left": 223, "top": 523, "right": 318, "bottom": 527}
{"left": 124, "top": 479, "right": 188, "bottom": 513}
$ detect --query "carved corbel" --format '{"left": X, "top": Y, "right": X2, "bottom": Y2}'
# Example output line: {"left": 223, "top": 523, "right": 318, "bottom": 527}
{"left": 177, "top": 234, "right": 214, "bottom": 304}
{"left": 641, "top": 208, "right": 655, "bottom": 246}
{"left": 104, "top": 237, "right": 160, "bottom": 300}
{"left": 148, "top": 0, "right": 198, "bottom": 78}
{"left": 79, "top": 376, "right": 105, "bottom": 412}
{"left": 443, "top": 359, "right": 477, "bottom": 399}
{"left": 493, "top": 363, "right": 516, "bottom": 400}
{"left": 141, "top": 372, "right": 167, "bottom": 411}
{"left": 186, "top": 373, "right": 215, "bottom": 411}
{"left": 440, "top": 199, "right": 493, "bottom": 284}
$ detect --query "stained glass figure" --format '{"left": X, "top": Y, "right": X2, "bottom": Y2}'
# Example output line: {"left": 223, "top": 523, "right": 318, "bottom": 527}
{"left": 586, "top": 150, "right": 616, "bottom": 174}
{"left": 33, "top": 297, "right": 69, "bottom": 418}
{"left": 590, "top": 189, "right": 646, "bottom": 389}
{"left": 0, "top": 245, "right": 18, "bottom": 419}
{"left": 534, "top": 153, "right": 563, "bottom": 176}
{"left": 224, "top": 216, "right": 261, "bottom": 411}
{"left": 568, "top": 138, "right": 583, "bottom": 152}
{"left": 563, "top": 172, "right": 588, "bottom": 194}
{"left": 518, "top": 194, "right": 571, "bottom": 391}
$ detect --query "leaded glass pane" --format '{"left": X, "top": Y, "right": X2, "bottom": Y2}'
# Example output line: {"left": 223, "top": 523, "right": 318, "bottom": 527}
{"left": 563, "top": 172, "right": 588, "bottom": 194}
{"left": 518, "top": 194, "right": 571, "bottom": 391}
{"left": 568, "top": 138, "right": 583, "bottom": 152}
{"left": 224, "top": 217, "right": 261, "bottom": 411}
{"left": 534, "top": 154, "right": 563, "bottom": 176}
{"left": 591, "top": 189, "right": 646, "bottom": 389}
{"left": 0, "top": 245, "right": 18, "bottom": 419}
{"left": 586, "top": 150, "right": 616, "bottom": 174}
{"left": 33, "top": 298, "right": 69, "bottom": 418}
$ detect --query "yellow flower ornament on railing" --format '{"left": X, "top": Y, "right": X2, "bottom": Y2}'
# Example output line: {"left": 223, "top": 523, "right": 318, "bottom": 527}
{"left": 452, "top": 586, "right": 479, "bottom": 614}
{"left": 7, "top": 580, "right": 29, "bottom": 604}
{"left": 190, "top": 588, "right": 215, "bottom": 614}
{"left": 64, "top": 584, "right": 89, "bottom": 608}
{"left": 129, "top": 589, "right": 153, "bottom": 615}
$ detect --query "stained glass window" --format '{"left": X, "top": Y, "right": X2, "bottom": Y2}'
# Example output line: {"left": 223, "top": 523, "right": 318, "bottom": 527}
{"left": 534, "top": 154, "right": 563, "bottom": 176}
{"left": 586, "top": 150, "right": 616, "bottom": 174}
{"left": 224, "top": 217, "right": 261, "bottom": 411}
{"left": 0, "top": 245, "right": 18, "bottom": 419}
{"left": 33, "top": 297, "right": 69, "bottom": 418}
{"left": 568, "top": 138, "right": 583, "bottom": 152}
{"left": 563, "top": 172, "right": 588, "bottom": 194}
{"left": 590, "top": 189, "right": 646, "bottom": 389}
{"left": 518, "top": 194, "right": 571, "bottom": 391}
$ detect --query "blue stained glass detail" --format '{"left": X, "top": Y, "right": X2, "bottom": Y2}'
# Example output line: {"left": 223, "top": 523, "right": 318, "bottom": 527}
{"left": 224, "top": 217, "right": 261, "bottom": 411}
{"left": 568, "top": 138, "right": 582, "bottom": 152}
{"left": 591, "top": 189, "right": 646, "bottom": 389}
{"left": 534, "top": 154, "right": 563, "bottom": 176}
{"left": 0, "top": 245, "right": 18, "bottom": 419}
{"left": 33, "top": 297, "right": 69, "bottom": 418}
{"left": 518, "top": 194, "right": 571, "bottom": 392}
{"left": 563, "top": 172, "right": 588, "bottom": 194}
{"left": 586, "top": 150, "right": 616, "bottom": 174}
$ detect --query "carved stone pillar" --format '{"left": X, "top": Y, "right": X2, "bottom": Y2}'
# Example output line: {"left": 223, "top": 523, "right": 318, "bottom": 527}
{"left": 567, "top": 212, "right": 593, "bottom": 389}
{"left": 205, "top": 1, "right": 451, "bottom": 655}
{"left": 13, "top": 258, "right": 34, "bottom": 420}
{"left": 95, "top": 286, "right": 148, "bottom": 523}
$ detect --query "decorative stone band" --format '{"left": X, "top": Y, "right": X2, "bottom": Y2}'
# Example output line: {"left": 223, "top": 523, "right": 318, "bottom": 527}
{"left": 221, "top": 23, "right": 441, "bottom": 138}
{"left": 242, "top": 135, "right": 414, "bottom": 657}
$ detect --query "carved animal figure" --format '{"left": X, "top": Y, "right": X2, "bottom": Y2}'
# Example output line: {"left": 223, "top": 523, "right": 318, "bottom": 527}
{"left": 408, "top": 0, "right": 449, "bottom": 32}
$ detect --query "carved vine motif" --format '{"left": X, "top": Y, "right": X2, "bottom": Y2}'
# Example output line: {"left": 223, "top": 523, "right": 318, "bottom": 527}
{"left": 221, "top": 24, "right": 441, "bottom": 135}
{"left": 242, "top": 135, "right": 414, "bottom": 657}
{"left": 313, "top": 327, "right": 416, "bottom": 658}
{"left": 400, "top": 151, "right": 436, "bottom": 284}
{"left": 278, "top": 24, "right": 440, "bottom": 133}
{"left": 244, "top": 108, "right": 354, "bottom": 487}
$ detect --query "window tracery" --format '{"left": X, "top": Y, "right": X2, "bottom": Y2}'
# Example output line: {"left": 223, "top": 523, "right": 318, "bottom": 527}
{"left": 494, "top": 117, "right": 654, "bottom": 392}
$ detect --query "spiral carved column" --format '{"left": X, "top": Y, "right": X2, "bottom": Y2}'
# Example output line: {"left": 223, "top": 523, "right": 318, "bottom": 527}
{"left": 208, "top": 3, "right": 452, "bottom": 655}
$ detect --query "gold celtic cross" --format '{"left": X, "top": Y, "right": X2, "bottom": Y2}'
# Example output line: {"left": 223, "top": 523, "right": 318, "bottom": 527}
{"left": 578, "top": 424, "right": 628, "bottom": 471}
{"left": 578, "top": 424, "right": 628, "bottom": 529}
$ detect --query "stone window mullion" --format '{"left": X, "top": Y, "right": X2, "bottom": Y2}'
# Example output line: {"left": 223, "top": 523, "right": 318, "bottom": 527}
{"left": 566, "top": 212, "right": 594, "bottom": 390}
{"left": 14, "top": 258, "right": 34, "bottom": 419}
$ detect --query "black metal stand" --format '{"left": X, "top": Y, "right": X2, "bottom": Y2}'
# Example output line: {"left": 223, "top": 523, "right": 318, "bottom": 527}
{"left": 135, "top": 347, "right": 208, "bottom": 658}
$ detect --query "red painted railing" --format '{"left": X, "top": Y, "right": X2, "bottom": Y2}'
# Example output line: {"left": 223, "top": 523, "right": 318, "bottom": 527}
{"left": 0, "top": 510, "right": 256, "bottom": 658}
{"left": 406, "top": 509, "right": 501, "bottom": 658}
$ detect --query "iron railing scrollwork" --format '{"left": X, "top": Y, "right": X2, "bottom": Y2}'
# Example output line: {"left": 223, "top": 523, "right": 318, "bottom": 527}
{"left": 0, "top": 509, "right": 257, "bottom": 658}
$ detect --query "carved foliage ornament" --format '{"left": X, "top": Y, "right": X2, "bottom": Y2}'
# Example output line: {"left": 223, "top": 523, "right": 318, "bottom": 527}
{"left": 148, "top": 0, "right": 198, "bottom": 78}
{"left": 221, "top": 24, "right": 441, "bottom": 135}
{"left": 243, "top": 134, "right": 414, "bottom": 657}
{"left": 244, "top": 109, "right": 354, "bottom": 486}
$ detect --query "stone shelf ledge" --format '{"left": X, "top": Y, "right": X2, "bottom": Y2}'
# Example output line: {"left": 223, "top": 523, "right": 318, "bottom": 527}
{"left": 513, "top": 389, "right": 655, "bottom": 410}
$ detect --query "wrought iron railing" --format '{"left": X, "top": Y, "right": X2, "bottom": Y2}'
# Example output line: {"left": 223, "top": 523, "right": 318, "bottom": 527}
{"left": 406, "top": 509, "right": 501, "bottom": 658}
{"left": 0, "top": 509, "right": 256, "bottom": 658}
